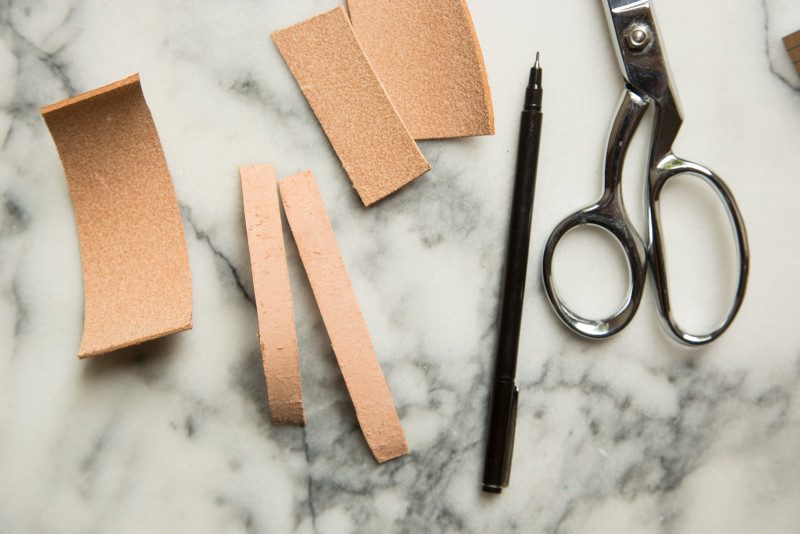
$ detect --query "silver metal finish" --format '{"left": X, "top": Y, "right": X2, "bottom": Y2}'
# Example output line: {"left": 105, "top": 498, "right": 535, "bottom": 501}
{"left": 625, "top": 24, "right": 651, "bottom": 49}
{"left": 542, "top": 0, "right": 749, "bottom": 345}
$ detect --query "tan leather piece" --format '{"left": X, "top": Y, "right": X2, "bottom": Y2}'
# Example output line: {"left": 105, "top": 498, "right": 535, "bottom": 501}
{"left": 41, "top": 74, "right": 192, "bottom": 359}
{"left": 272, "top": 6, "right": 430, "bottom": 206}
{"left": 784, "top": 30, "right": 800, "bottom": 75}
{"left": 279, "top": 170, "right": 408, "bottom": 462}
{"left": 240, "top": 164, "right": 306, "bottom": 425}
{"left": 348, "top": 0, "right": 494, "bottom": 139}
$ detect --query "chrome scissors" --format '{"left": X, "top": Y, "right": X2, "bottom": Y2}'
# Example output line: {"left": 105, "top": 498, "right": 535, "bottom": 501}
{"left": 542, "top": 0, "right": 749, "bottom": 345}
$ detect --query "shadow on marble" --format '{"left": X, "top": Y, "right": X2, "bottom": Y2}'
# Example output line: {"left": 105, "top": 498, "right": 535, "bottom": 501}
{"left": 79, "top": 333, "right": 182, "bottom": 385}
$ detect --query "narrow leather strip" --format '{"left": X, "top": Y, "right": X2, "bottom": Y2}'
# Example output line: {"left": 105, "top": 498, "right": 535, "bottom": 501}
{"left": 240, "top": 164, "right": 305, "bottom": 425}
{"left": 279, "top": 170, "right": 408, "bottom": 462}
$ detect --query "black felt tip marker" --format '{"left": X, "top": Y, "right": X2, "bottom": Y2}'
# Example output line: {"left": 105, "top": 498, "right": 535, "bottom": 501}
{"left": 482, "top": 53, "right": 543, "bottom": 494}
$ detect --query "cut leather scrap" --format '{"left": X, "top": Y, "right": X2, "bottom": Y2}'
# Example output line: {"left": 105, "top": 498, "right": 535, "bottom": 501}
{"left": 239, "top": 164, "right": 306, "bottom": 425}
{"left": 271, "top": 6, "right": 430, "bottom": 206}
{"left": 279, "top": 170, "right": 408, "bottom": 462}
{"left": 41, "top": 74, "right": 192, "bottom": 358}
{"left": 784, "top": 30, "right": 800, "bottom": 76}
{"left": 348, "top": 0, "right": 494, "bottom": 139}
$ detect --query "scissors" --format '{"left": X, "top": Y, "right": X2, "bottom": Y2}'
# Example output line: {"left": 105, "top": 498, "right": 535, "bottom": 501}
{"left": 542, "top": 0, "right": 749, "bottom": 346}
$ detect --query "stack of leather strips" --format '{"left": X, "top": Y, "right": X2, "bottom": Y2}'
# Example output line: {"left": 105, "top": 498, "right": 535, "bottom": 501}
{"left": 240, "top": 166, "right": 408, "bottom": 463}
{"left": 272, "top": 2, "right": 494, "bottom": 205}
{"left": 784, "top": 30, "right": 800, "bottom": 76}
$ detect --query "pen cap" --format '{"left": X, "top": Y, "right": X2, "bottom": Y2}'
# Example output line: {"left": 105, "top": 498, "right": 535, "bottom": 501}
{"left": 482, "top": 381, "right": 519, "bottom": 492}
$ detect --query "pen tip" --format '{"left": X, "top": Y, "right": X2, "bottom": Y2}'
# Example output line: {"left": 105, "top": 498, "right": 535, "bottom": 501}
{"left": 534, "top": 51, "right": 540, "bottom": 68}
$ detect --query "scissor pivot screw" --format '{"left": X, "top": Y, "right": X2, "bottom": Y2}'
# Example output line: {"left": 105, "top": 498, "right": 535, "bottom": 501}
{"left": 626, "top": 24, "right": 651, "bottom": 50}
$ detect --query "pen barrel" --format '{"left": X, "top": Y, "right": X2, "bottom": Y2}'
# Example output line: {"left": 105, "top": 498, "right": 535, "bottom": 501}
{"left": 493, "top": 109, "right": 543, "bottom": 380}
{"left": 483, "top": 64, "right": 543, "bottom": 494}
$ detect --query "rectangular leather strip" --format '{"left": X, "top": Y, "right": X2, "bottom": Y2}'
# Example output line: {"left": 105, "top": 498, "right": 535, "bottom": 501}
{"left": 279, "top": 170, "right": 408, "bottom": 462}
{"left": 348, "top": 0, "right": 495, "bottom": 139}
{"left": 240, "top": 164, "right": 305, "bottom": 425}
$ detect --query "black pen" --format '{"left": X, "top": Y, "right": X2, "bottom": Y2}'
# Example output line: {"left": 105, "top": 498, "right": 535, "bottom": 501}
{"left": 482, "top": 53, "right": 543, "bottom": 494}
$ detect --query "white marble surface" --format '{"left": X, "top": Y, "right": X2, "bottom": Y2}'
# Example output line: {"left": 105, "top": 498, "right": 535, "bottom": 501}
{"left": 2, "top": 0, "right": 800, "bottom": 532}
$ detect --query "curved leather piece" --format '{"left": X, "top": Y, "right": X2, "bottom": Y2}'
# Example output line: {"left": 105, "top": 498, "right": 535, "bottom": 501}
{"left": 41, "top": 74, "right": 192, "bottom": 358}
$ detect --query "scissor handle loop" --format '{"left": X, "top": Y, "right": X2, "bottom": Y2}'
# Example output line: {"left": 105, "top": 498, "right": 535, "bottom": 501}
{"left": 647, "top": 155, "right": 750, "bottom": 345}
{"left": 542, "top": 197, "right": 648, "bottom": 339}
